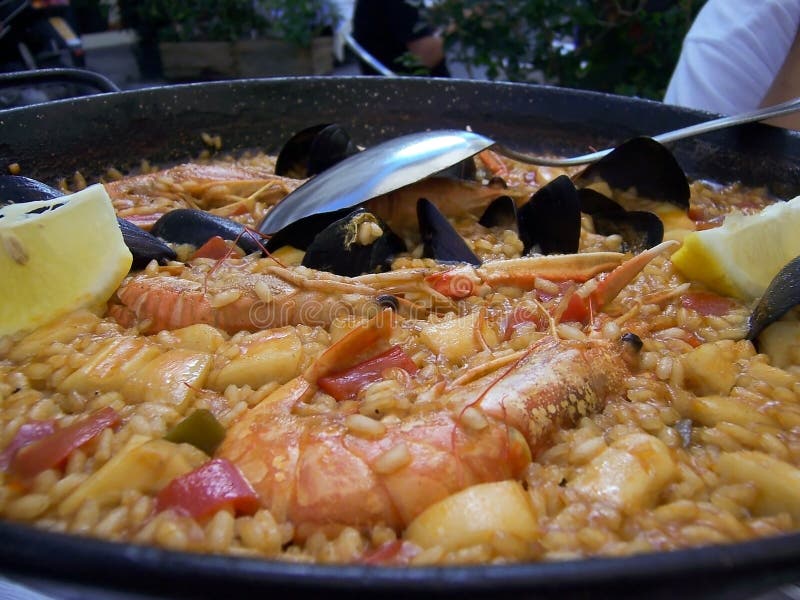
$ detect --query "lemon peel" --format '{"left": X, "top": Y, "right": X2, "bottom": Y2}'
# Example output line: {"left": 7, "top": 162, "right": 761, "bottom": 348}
{"left": 671, "top": 196, "right": 800, "bottom": 300}
{"left": 0, "top": 184, "right": 132, "bottom": 336}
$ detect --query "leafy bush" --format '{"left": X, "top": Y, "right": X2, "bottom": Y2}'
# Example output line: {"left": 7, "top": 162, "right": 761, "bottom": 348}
{"left": 122, "top": 0, "right": 339, "bottom": 46}
{"left": 419, "top": 0, "right": 705, "bottom": 99}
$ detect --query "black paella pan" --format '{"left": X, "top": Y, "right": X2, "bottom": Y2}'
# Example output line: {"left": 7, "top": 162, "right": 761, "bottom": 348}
{"left": 1, "top": 76, "right": 800, "bottom": 599}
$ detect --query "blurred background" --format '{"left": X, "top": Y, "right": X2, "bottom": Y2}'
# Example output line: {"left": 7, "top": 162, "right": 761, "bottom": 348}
{"left": 0, "top": 0, "right": 705, "bottom": 107}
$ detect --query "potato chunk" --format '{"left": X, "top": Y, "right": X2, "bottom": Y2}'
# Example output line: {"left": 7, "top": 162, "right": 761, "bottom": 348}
{"left": 403, "top": 480, "right": 538, "bottom": 552}
{"left": 419, "top": 312, "right": 499, "bottom": 362}
{"left": 688, "top": 395, "right": 775, "bottom": 428}
{"left": 681, "top": 340, "right": 741, "bottom": 396}
{"left": 208, "top": 327, "right": 303, "bottom": 391}
{"left": 59, "top": 436, "right": 207, "bottom": 516}
{"left": 717, "top": 450, "right": 800, "bottom": 520}
{"left": 170, "top": 323, "right": 227, "bottom": 353}
{"left": 570, "top": 433, "right": 676, "bottom": 514}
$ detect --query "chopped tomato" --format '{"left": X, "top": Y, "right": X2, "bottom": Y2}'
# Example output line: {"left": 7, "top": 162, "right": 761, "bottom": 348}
{"left": 681, "top": 291, "right": 737, "bottom": 317}
{"left": 191, "top": 236, "right": 244, "bottom": 260}
{"left": 155, "top": 458, "right": 259, "bottom": 519}
{"left": 11, "top": 407, "right": 120, "bottom": 478}
{"left": 318, "top": 345, "right": 418, "bottom": 401}
{"left": 360, "top": 540, "right": 420, "bottom": 566}
{"left": 0, "top": 420, "right": 56, "bottom": 471}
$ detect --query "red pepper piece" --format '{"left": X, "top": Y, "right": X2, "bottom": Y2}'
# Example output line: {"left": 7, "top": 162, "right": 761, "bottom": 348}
{"left": 681, "top": 291, "right": 737, "bottom": 317}
{"left": 11, "top": 407, "right": 120, "bottom": 478}
{"left": 0, "top": 420, "right": 56, "bottom": 471}
{"left": 155, "top": 458, "right": 259, "bottom": 519}
{"left": 191, "top": 236, "right": 244, "bottom": 260}
{"left": 317, "top": 345, "right": 418, "bottom": 401}
{"left": 558, "top": 293, "right": 591, "bottom": 323}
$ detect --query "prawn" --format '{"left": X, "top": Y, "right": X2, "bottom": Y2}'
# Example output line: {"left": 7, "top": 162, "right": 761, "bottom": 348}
{"left": 106, "top": 163, "right": 300, "bottom": 228}
{"left": 217, "top": 311, "right": 627, "bottom": 538}
{"left": 108, "top": 241, "right": 678, "bottom": 334}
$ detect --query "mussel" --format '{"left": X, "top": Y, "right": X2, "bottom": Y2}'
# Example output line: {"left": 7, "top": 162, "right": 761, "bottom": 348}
{"left": 418, "top": 198, "right": 480, "bottom": 265}
{"left": 150, "top": 209, "right": 263, "bottom": 256}
{"left": 517, "top": 175, "right": 581, "bottom": 255}
{"left": 0, "top": 176, "right": 176, "bottom": 269}
{"left": 476, "top": 176, "right": 582, "bottom": 256}
{"left": 573, "top": 137, "right": 690, "bottom": 208}
{"left": 747, "top": 255, "right": 800, "bottom": 341}
{"left": 301, "top": 209, "right": 405, "bottom": 276}
{"left": 579, "top": 188, "right": 664, "bottom": 253}
{"left": 275, "top": 124, "right": 359, "bottom": 179}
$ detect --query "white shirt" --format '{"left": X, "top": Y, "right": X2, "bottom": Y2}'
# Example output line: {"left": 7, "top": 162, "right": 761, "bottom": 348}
{"left": 664, "top": 0, "right": 800, "bottom": 114}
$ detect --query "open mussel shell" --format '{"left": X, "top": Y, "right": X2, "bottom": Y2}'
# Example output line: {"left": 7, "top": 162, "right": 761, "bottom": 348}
{"left": 578, "top": 188, "right": 625, "bottom": 215}
{"left": 0, "top": 175, "right": 175, "bottom": 269}
{"left": 274, "top": 123, "right": 359, "bottom": 179}
{"left": 747, "top": 255, "right": 800, "bottom": 341}
{"left": 417, "top": 198, "right": 481, "bottom": 266}
{"left": 301, "top": 209, "right": 405, "bottom": 276}
{"left": 478, "top": 195, "right": 517, "bottom": 229}
{"left": 592, "top": 210, "right": 664, "bottom": 253}
{"left": 0, "top": 175, "right": 62, "bottom": 203}
{"left": 117, "top": 218, "right": 176, "bottom": 269}
{"left": 574, "top": 137, "right": 690, "bottom": 207}
{"left": 579, "top": 188, "right": 664, "bottom": 253}
{"left": 150, "top": 209, "right": 262, "bottom": 255}
{"left": 517, "top": 175, "right": 581, "bottom": 255}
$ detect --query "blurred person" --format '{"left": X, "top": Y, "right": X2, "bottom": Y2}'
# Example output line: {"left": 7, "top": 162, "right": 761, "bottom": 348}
{"left": 664, "top": 0, "right": 800, "bottom": 129}
{"left": 352, "top": 0, "right": 449, "bottom": 76}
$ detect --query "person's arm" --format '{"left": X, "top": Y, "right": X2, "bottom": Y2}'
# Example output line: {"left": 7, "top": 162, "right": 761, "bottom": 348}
{"left": 406, "top": 34, "right": 445, "bottom": 69}
{"left": 760, "top": 28, "right": 800, "bottom": 129}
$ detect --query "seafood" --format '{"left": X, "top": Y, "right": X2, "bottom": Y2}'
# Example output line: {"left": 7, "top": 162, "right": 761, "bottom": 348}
{"left": 109, "top": 242, "right": 675, "bottom": 334}
{"left": 106, "top": 162, "right": 300, "bottom": 226}
{"left": 218, "top": 313, "right": 627, "bottom": 536}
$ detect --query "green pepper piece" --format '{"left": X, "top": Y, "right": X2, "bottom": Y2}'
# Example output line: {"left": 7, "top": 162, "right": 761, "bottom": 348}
{"left": 164, "top": 409, "right": 225, "bottom": 456}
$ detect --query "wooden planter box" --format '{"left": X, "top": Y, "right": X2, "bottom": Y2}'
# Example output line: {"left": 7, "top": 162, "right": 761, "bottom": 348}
{"left": 159, "top": 37, "right": 333, "bottom": 81}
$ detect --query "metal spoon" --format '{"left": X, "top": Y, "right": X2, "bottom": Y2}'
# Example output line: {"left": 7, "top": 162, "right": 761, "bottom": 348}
{"left": 259, "top": 97, "right": 800, "bottom": 234}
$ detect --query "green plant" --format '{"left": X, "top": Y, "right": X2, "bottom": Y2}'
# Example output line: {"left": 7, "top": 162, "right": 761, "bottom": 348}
{"left": 123, "top": 0, "right": 339, "bottom": 46}
{"left": 418, "top": 0, "right": 705, "bottom": 100}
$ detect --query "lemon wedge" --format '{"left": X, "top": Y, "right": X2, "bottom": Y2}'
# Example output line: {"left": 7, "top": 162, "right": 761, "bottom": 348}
{"left": 671, "top": 196, "right": 800, "bottom": 300}
{"left": 0, "top": 184, "right": 132, "bottom": 336}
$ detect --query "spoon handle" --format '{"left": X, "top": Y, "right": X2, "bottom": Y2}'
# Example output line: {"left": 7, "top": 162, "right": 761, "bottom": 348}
{"left": 495, "top": 96, "right": 800, "bottom": 167}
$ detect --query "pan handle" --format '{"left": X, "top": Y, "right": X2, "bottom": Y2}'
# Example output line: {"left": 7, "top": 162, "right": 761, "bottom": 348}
{"left": 0, "top": 67, "right": 120, "bottom": 94}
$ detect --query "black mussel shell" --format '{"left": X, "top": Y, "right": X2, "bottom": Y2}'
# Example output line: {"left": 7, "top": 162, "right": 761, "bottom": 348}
{"left": 517, "top": 175, "right": 581, "bottom": 255}
{"left": 302, "top": 209, "right": 405, "bottom": 277}
{"left": 150, "top": 209, "right": 262, "bottom": 255}
{"left": 0, "top": 175, "right": 62, "bottom": 204}
{"left": 591, "top": 210, "right": 664, "bottom": 253}
{"left": 264, "top": 208, "right": 352, "bottom": 253}
{"left": 417, "top": 198, "right": 481, "bottom": 266}
{"left": 747, "top": 255, "right": 800, "bottom": 341}
{"left": 275, "top": 124, "right": 359, "bottom": 179}
{"left": 0, "top": 175, "right": 175, "bottom": 268}
{"left": 578, "top": 188, "right": 625, "bottom": 215}
{"left": 118, "top": 218, "right": 177, "bottom": 269}
{"left": 479, "top": 195, "right": 517, "bottom": 229}
{"left": 574, "top": 137, "right": 690, "bottom": 208}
